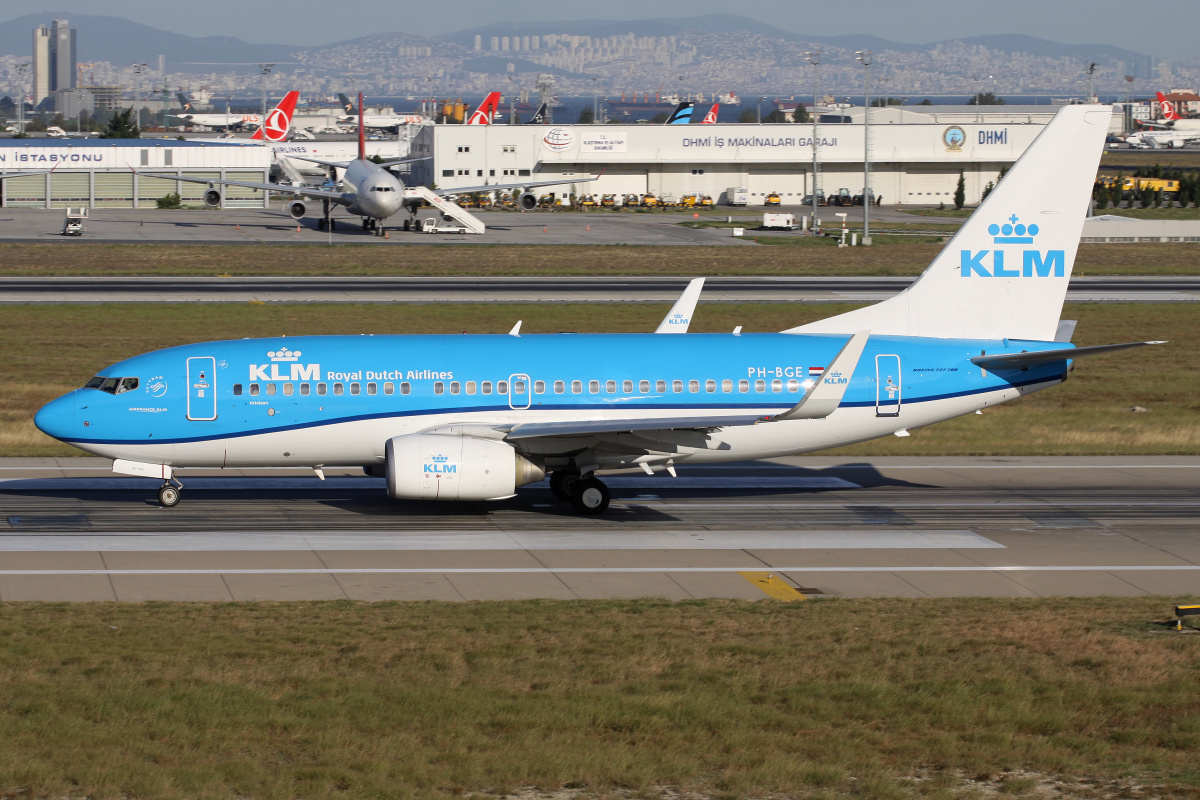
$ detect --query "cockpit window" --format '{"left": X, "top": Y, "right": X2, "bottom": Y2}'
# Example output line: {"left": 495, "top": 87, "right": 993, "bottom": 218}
{"left": 86, "top": 376, "right": 138, "bottom": 394}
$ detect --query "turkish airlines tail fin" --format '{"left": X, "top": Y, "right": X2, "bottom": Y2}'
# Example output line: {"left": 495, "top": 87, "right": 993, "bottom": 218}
{"left": 1156, "top": 91, "right": 1182, "bottom": 121}
{"left": 701, "top": 103, "right": 719, "bottom": 124}
{"left": 467, "top": 92, "right": 501, "bottom": 124}
{"left": 786, "top": 105, "right": 1111, "bottom": 342}
{"left": 250, "top": 91, "right": 300, "bottom": 142}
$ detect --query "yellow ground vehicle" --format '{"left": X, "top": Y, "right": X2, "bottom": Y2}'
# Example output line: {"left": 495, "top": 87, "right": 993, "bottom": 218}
{"left": 678, "top": 194, "right": 698, "bottom": 208}
{"left": 601, "top": 194, "right": 617, "bottom": 207}
{"left": 698, "top": 195, "right": 714, "bottom": 207}
{"left": 640, "top": 193, "right": 660, "bottom": 208}
{"left": 622, "top": 193, "right": 640, "bottom": 207}
{"left": 765, "top": 191, "right": 782, "bottom": 206}
{"left": 538, "top": 194, "right": 558, "bottom": 208}
{"left": 580, "top": 194, "right": 598, "bottom": 208}
{"left": 1100, "top": 176, "right": 1180, "bottom": 200}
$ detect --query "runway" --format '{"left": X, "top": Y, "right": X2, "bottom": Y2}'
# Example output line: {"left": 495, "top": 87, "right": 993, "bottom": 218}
{"left": 2, "top": 456, "right": 1197, "bottom": 602}
{"left": 4, "top": 275, "right": 1198, "bottom": 304}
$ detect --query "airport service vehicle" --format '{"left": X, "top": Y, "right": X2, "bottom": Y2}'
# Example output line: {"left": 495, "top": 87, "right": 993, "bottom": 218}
{"left": 827, "top": 188, "right": 853, "bottom": 206}
{"left": 765, "top": 192, "right": 782, "bottom": 206}
{"left": 62, "top": 207, "right": 87, "bottom": 236}
{"left": 148, "top": 94, "right": 590, "bottom": 236}
{"left": 761, "top": 213, "right": 798, "bottom": 230}
{"left": 725, "top": 187, "right": 748, "bottom": 206}
{"left": 1099, "top": 176, "right": 1180, "bottom": 200}
{"left": 37, "top": 106, "right": 1163, "bottom": 515}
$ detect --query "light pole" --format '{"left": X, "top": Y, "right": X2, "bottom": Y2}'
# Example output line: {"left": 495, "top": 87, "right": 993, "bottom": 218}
{"left": 805, "top": 50, "right": 821, "bottom": 229}
{"left": 856, "top": 49, "right": 872, "bottom": 245}
{"left": 757, "top": 96, "right": 766, "bottom": 124}
{"left": 1086, "top": 62, "right": 1098, "bottom": 104}
{"left": 258, "top": 63, "right": 274, "bottom": 133}
{"left": 133, "top": 63, "right": 147, "bottom": 129}
{"left": 15, "top": 62, "right": 28, "bottom": 134}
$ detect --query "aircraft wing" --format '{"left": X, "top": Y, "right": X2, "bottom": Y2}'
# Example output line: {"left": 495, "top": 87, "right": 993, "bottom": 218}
{"left": 502, "top": 413, "right": 770, "bottom": 440}
{"left": 0, "top": 169, "right": 54, "bottom": 179}
{"left": 285, "top": 155, "right": 427, "bottom": 170}
{"left": 140, "top": 172, "right": 347, "bottom": 203}
{"left": 436, "top": 175, "right": 595, "bottom": 196}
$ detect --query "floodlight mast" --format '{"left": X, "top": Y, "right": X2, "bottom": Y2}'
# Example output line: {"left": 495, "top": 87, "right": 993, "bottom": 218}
{"left": 806, "top": 50, "right": 821, "bottom": 232}
{"left": 856, "top": 49, "right": 872, "bottom": 246}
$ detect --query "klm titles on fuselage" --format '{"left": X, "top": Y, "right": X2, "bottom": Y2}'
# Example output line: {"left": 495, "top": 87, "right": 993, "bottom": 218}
{"left": 248, "top": 362, "right": 454, "bottom": 382}
{"left": 960, "top": 215, "right": 1064, "bottom": 278}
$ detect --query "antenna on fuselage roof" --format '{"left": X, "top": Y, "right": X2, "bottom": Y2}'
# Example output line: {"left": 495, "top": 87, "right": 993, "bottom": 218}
{"left": 357, "top": 92, "right": 365, "bottom": 162}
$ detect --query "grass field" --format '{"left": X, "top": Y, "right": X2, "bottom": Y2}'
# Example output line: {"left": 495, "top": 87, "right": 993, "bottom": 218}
{"left": 1, "top": 241, "right": 1199, "bottom": 276}
{"left": 3, "top": 302, "right": 1195, "bottom": 458}
{"left": 0, "top": 599, "right": 1198, "bottom": 800}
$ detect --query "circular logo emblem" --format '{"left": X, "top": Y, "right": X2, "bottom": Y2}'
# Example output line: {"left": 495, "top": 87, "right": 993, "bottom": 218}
{"left": 147, "top": 376, "right": 168, "bottom": 398}
{"left": 264, "top": 108, "right": 290, "bottom": 141}
{"left": 542, "top": 127, "right": 575, "bottom": 152}
{"left": 943, "top": 126, "right": 965, "bottom": 151}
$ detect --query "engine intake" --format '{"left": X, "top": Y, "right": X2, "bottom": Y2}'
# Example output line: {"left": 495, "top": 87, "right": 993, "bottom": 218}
{"left": 203, "top": 188, "right": 222, "bottom": 208}
{"left": 517, "top": 191, "right": 538, "bottom": 211}
{"left": 385, "top": 434, "right": 544, "bottom": 501}
{"left": 288, "top": 200, "right": 307, "bottom": 219}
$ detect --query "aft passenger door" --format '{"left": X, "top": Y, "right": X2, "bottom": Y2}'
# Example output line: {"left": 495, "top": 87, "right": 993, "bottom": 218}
{"left": 508, "top": 373, "right": 531, "bottom": 410}
{"left": 187, "top": 356, "right": 218, "bottom": 421}
{"left": 875, "top": 354, "right": 901, "bottom": 417}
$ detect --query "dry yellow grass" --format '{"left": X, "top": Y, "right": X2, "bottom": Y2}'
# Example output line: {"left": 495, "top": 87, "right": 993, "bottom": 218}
{"left": 0, "top": 599, "right": 1198, "bottom": 800}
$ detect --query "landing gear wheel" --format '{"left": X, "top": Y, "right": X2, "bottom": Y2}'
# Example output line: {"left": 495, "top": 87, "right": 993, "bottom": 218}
{"left": 550, "top": 470, "right": 580, "bottom": 501}
{"left": 158, "top": 484, "right": 181, "bottom": 507}
{"left": 413, "top": 219, "right": 423, "bottom": 232}
{"left": 570, "top": 477, "right": 610, "bottom": 515}
{"left": 362, "top": 218, "right": 370, "bottom": 231}
{"left": 403, "top": 219, "right": 411, "bottom": 231}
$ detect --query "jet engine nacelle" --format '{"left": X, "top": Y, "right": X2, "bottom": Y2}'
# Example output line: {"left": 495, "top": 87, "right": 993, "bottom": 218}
{"left": 203, "top": 188, "right": 222, "bottom": 208}
{"left": 517, "top": 191, "right": 538, "bottom": 211}
{"left": 288, "top": 200, "right": 307, "bottom": 219}
{"left": 385, "top": 433, "right": 544, "bottom": 501}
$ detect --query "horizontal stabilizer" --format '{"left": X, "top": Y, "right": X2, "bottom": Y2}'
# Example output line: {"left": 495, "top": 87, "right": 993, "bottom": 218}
{"left": 971, "top": 340, "right": 1166, "bottom": 370}
{"left": 770, "top": 331, "right": 870, "bottom": 421}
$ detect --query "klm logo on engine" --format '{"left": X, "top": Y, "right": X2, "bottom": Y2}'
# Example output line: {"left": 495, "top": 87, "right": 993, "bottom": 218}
{"left": 960, "top": 215, "right": 1064, "bottom": 278}
{"left": 424, "top": 454, "right": 457, "bottom": 475}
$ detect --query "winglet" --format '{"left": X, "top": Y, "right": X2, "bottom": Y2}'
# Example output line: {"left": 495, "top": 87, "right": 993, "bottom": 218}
{"left": 655, "top": 278, "right": 705, "bottom": 333}
{"left": 508, "top": 320, "right": 522, "bottom": 337}
{"left": 768, "top": 331, "right": 870, "bottom": 421}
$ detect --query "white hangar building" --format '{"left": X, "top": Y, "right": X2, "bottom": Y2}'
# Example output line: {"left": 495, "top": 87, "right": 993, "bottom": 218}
{"left": 411, "top": 108, "right": 1074, "bottom": 206}
{"left": 0, "top": 139, "right": 271, "bottom": 209}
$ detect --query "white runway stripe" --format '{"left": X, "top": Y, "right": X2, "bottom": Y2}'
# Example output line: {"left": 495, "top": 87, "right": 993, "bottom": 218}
{"left": 0, "top": 565, "right": 1197, "bottom": 576}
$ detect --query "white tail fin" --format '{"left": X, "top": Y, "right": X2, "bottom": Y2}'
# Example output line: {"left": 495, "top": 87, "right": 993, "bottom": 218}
{"left": 786, "top": 104, "right": 1111, "bottom": 342}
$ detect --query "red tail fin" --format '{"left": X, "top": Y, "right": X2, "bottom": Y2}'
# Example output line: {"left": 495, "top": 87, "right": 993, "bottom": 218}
{"left": 358, "top": 92, "right": 365, "bottom": 160}
{"left": 1156, "top": 91, "right": 1181, "bottom": 121}
{"left": 701, "top": 103, "right": 719, "bottom": 124}
{"left": 467, "top": 91, "right": 501, "bottom": 124}
{"left": 251, "top": 90, "right": 300, "bottom": 142}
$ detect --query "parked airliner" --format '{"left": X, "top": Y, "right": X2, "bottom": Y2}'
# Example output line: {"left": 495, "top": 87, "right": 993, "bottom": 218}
{"left": 36, "top": 105, "right": 1162, "bottom": 513}
{"left": 146, "top": 94, "right": 591, "bottom": 235}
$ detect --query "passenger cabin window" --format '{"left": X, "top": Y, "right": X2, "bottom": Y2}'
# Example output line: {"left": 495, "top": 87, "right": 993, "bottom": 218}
{"left": 571, "top": 380, "right": 582, "bottom": 394}
{"left": 250, "top": 384, "right": 260, "bottom": 396}
{"left": 512, "top": 380, "right": 524, "bottom": 394}
{"left": 266, "top": 383, "right": 277, "bottom": 396}
{"left": 672, "top": 380, "right": 683, "bottom": 393}
{"left": 705, "top": 380, "right": 716, "bottom": 393}
{"left": 623, "top": 380, "right": 633, "bottom": 393}
{"left": 465, "top": 381, "right": 476, "bottom": 395}
{"left": 553, "top": 381, "right": 564, "bottom": 394}
{"left": 400, "top": 382, "right": 411, "bottom": 395}
{"left": 367, "top": 382, "right": 377, "bottom": 395}
{"left": 689, "top": 380, "right": 700, "bottom": 393}
{"left": 283, "top": 383, "right": 294, "bottom": 396}
{"left": 498, "top": 381, "right": 509, "bottom": 394}
{"left": 739, "top": 380, "right": 749, "bottom": 392}
{"left": 434, "top": 382, "right": 444, "bottom": 395}
{"left": 787, "top": 379, "right": 800, "bottom": 393}
{"left": 233, "top": 384, "right": 243, "bottom": 396}
{"left": 350, "top": 382, "right": 360, "bottom": 395}
{"left": 755, "top": 379, "right": 766, "bottom": 392}
{"left": 333, "top": 383, "right": 344, "bottom": 395}
{"left": 606, "top": 380, "right": 616, "bottom": 393}
{"left": 300, "top": 383, "right": 311, "bottom": 396}
{"left": 317, "top": 383, "right": 327, "bottom": 395}
{"left": 384, "top": 382, "right": 394, "bottom": 395}
{"left": 481, "top": 381, "right": 492, "bottom": 395}
{"left": 656, "top": 380, "right": 666, "bottom": 393}
{"left": 722, "top": 379, "right": 733, "bottom": 393}
{"left": 534, "top": 380, "right": 545, "bottom": 394}
{"left": 772, "top": 379, "right": 783, "bottom": 392}
{"left": 639, "top": 380, "right": 650, "bottom": 393}
{"left": 589, "top": 380, "right": 600, "bottom": 394}
{"left": 450, "top": 382, "right": 460, "bottom": 395}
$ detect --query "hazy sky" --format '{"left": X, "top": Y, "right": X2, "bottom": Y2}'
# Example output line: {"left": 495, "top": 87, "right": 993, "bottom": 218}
{"left": 2, "top": 0, "right": 1196, "bottom": 56}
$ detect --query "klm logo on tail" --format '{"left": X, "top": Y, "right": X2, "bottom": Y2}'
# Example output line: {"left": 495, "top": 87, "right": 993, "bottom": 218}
{"left": 960, "top": 215, "right": 1064, "bottom": 278}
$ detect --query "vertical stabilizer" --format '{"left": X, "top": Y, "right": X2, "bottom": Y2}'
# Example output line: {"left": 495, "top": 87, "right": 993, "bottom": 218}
{"left": 701, "top": 103, "right": 719, "bottom": 124}
{"left": 250, "top": 90, "right": 299, "bottom": 142}
{"left": 467, "top": 92, "right": 501, "bottom": 124}
{"left": 666, "top": 102, "right": 694, "bottom": 124}
{"left": 1156, "top": 91, "right": 1181, "bottom": 121}
{"left": 785, "top": 104, "right": 1111, "bottom": 342}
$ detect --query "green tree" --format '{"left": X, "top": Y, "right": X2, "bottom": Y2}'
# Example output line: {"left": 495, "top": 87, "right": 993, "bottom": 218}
{"left": 917, "top": 98, "right": 933, "bottom": 105}
{"left": 791, "top": 104, "right": 810, "bottom": 123}
{"left": 577, "top": 106, "right": 594, "bottom": 124}
{"left": 649, "top": 111, "right": 669, "bottom": 124}
{"left": 156, "top": 192, "right": 181, "bottom": 209}
{"left": 737, "top": 109, "right": 757, "bottom": 123}
{"left": 954, "top": 171, "right": 965, "bottom": 210}
{"left": 24, "top": 117, "right": 47, "bottom": 132}
{"left": 762, "top": 109, "right": 788, "bottom": 123}
{"left": 102, "top": 107, "right": 140, "bottom": 139}
{"left": 967, "top": 91, "right": 1006, "bottom": 106}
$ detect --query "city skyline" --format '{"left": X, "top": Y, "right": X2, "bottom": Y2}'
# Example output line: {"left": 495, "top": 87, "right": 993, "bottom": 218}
{"left": 0, "top": 0, "right": 1195, "bottom": 58}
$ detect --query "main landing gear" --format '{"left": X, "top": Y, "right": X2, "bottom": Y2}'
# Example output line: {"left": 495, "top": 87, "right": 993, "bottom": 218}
{"left": 317, "top": 217, "right": 336, "bottom": 231}
{"left": 550, "top": 471, "right": 610, "bottom": 515}
{"left": 157, "top": 478, "right": 183, "bottom": 508}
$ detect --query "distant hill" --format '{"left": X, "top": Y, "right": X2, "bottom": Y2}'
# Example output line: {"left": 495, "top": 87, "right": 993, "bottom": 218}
{"left": 0, "top": 12, "right": 298, "bottom": 67}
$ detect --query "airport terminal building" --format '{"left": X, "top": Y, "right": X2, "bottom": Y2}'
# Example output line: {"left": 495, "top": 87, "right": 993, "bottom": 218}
{"left": 411, "top": 107, "right": 1081, "bottom": 206}
{"left": 0, "top": 140, "right": 270, "bottom": 209}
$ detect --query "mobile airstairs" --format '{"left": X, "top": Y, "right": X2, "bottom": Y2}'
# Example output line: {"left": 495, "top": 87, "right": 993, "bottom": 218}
{"left": 402, "top": 186, "right": 486, "bottom": 234}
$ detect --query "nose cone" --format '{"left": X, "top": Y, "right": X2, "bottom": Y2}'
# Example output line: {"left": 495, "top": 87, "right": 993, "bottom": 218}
{"left": 34, "top": 392, "right": 75, "bottom": 441}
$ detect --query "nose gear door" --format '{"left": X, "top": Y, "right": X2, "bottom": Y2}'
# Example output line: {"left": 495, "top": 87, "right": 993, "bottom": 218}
{"left": 187, "top": 356, "right": 217, "bottom": 421}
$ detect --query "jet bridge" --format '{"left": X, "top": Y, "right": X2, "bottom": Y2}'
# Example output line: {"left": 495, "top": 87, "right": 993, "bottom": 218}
{"left": 402, "top": 186, "right": 486, "bottom": 235}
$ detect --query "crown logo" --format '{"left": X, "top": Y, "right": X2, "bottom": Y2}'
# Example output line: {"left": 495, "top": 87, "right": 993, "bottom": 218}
{"left": 431, "top": 455, "right": 449, "bottom": 463}
{"left": 268, "top": 347, "right": 301, "bottom": 362}
{"left": 988, "top": 215, "right": 1040, "bottom": 245}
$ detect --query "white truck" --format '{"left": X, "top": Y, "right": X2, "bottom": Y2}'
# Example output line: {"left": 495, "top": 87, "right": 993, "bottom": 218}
{"left": 62, "top": 207, "right": 87, "bottom": 236}
{"left": 725, "top": 186, "right": 748, "bottom": 206}
{"left": 761, "top": 212, "right": 799, "bottom": 230}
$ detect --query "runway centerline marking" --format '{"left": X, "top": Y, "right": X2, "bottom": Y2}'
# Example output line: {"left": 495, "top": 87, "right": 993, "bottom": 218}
{"left": 2, "top": 566, "right": 1199, "bottom": 576}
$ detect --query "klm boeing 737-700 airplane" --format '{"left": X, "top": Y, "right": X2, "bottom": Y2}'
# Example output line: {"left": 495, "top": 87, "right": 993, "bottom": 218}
{"left": 35, "top": 105, "right": 1163, "bottom": 513}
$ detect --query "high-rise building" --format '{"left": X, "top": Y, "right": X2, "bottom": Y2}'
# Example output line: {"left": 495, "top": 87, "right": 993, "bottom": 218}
{"left": 32, "top": 19, "right": 76, "bottom": 108}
